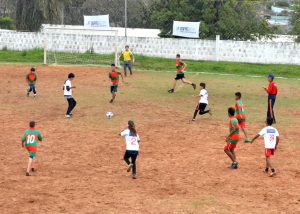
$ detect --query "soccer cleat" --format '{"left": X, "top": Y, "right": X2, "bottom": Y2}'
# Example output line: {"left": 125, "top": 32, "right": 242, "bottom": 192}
{"left": 31, "top": 168, "right": 35, "bottom": 172}
{"left": 244, "top": 138, "right": 252, "bottom": 143}
{"left": 26, "top": 172, "right": 31, "bottom": 176}
{"left": 132, "top": 174, "right": 137, "bottom": 179}
{"left": 65, "top": 114, "right": 71, "bottom": 118}
{"left": 33, "top": 94, "right": 37, "bottom": 97}
{"left": 168, "top": 89, "right": 174, "bottom": 93}
{"left": 192, "top": 83, "right": 196, "bottom": 90}
{"left": 109, "top": 99, "right": 114, "bottom": 103}
{"left": 264, "top": 168, "right": 269, "bottom": 173}
{"left": 26, "top": 92, "right": 29, "bottom": 97}
{"left": 231, "top": 162, "right": 238, "bottom": 169}
{"left": 127, "top": 164, "right": 133, "bottom": 172}
{"left": 192, "top": 118, "right": 196, "bottom": 122}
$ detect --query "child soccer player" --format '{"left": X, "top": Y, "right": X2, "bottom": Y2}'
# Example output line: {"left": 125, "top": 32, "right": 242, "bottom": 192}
{"left": 109, "top": 63, "right": 124, "bottom": 103}
{"left": 21, "top": 121, "right": 43, "bottom": 176}
{"left": 26, "top": 67, "right": 37, "bottom": 97}
{"left": 192, "top": 82, "right": 212, "bottom": 121}
{"left": 63, "top": 73, "right": 76, "bottom": 118}
{"left": 234, "top": 92, "right": 251, "bottom": 142}
{"left": 251, "top": 117, "right": 279, "bottom": 177}
{"left": 168, "top": 54, "right": 196, "bottom": 93}
{"left": 120, "top": 120, "right": 140, "bottom": 179}
{"left": 224, "top": 107, "right": 240, "bottom": 169}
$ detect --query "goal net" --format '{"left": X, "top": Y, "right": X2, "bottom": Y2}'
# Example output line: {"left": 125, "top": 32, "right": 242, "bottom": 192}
{"left": 43, "top": 27, "right": 119, "bottom": 66}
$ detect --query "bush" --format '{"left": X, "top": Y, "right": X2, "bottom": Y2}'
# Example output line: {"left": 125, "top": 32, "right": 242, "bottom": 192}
{"left": 276, "top": 1, "right": 290, "bottom": 8}
{"left": 0, "top": 16, "right": 14, "bottom": 30}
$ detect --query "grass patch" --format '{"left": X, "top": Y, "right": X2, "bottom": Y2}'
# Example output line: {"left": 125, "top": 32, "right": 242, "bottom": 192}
{"left": 0, "top": 49, "right": 299, "bottom": 78}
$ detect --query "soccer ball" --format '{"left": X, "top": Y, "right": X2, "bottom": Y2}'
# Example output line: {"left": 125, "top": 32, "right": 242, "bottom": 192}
{"left": 106, "top": 112, "right": 114, "bottom": 119}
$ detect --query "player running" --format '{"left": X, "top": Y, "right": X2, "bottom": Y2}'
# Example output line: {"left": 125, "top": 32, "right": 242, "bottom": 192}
{"left": 63, "top": 73, "right": 77, "bottom": 118}
{"left": 26, "top": 67, "right": 37, "bottom": 97}
{"left": 109, "top": 63, "right": 124, "bottom": 103}
{"left": 224, "top": 107, "right": 240, "bottom": 169}
{"left": 168, "top": 54, "right": 196, "bottom": 93}
{"left": 21, "top": 121, "right": 43, "bottom": 176}
{"left": 120, "top": 120, "right": 140, "bottom": 179}
{"left": 263, "top": 74, "right": 278, "bottom": 123}
{"left": 250, "top": 117, "right": 279, "bottom": 177}
{"left": 234, "top": 92, "right": 251, "bottom": 142}
{"left": 192, "top": 82, "right": 212, "bottom": 121}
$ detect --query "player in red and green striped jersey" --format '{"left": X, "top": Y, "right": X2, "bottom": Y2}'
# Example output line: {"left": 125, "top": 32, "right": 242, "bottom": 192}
{"left": 224, "top": 107, "right": 240, "bottom": 169}
{"left": 109, "top": 63, "right": 124, "bottom": 103}
{"left": 21, "top": 121, "right": 43, "bottom": 176}
{"left": 168, "top": 54, "right": 196, "bottom": 93}
{"left": 235, "top": 92, "right": 251, "bottom": 142}
{"left": 26, "top": 67, "right": 37, "bottom": 97}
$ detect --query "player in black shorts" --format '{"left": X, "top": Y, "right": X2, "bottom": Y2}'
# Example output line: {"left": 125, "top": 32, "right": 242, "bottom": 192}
{"left": 168, "top": 54, "right": 196, "bottom": 93}
{"left": 192, "top": 83, "right": 212, "bottom": 121}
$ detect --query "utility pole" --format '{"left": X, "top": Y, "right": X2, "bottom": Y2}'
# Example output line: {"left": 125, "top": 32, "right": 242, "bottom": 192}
{"left": 125, "top": 0, "right": 128, "bottom": 41}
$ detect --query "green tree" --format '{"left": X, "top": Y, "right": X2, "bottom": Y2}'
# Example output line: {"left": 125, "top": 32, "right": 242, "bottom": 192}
{"left": 149, "top": 0, "right": 277, "bottom": 40}
{"left": 291, "top": 1, "right": 300, "bottom": 42}
{"left": 0, "top": 16, "right": 14, "bottom": 30}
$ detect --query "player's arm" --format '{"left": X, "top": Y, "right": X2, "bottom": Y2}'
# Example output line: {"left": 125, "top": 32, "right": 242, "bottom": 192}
{"left": 119, "top": 51, "right": 123, "bottom": 60}
{"left": 38, "top": 132, "right": 43, "bottom": 142}
{"left": 21, "top": 134, "right": 26, "bottom": 147}
{"left": 275, "top": 136, "right": 279, "bottom": 150}
{"left": 118, "top": 72, "right": 124, "bottom": 82}
{"left": 182, "top": 61, "right": 187, "bottom": 71}
{"left": 26, "top": 74, "right": 29, "bottom": 83}
{"left": 250, "top": 134, "right": 260, "bottom": 144}
{"left": 226, "top": 120, "right": 239, "bottom": 140}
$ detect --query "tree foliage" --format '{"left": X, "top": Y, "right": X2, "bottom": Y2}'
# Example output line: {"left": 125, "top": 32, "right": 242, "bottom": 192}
{"left": 149, "top": 0, "right": 277, "bottom": 40}
{"left": 291, "top": 1, "right": 300, "bottom": 42}
{"left": 0, "top": 16, "right": 14, "bottom": 30}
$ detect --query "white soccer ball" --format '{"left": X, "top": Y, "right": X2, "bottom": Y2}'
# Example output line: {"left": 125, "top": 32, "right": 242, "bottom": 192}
{"left": 106, "top": 112, "right": 114, "bottom": 119}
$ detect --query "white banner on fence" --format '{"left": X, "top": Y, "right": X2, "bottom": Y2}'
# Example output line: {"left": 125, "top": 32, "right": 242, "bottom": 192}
{"left": 84, "top": 15, "right": 110, "bottom": 28}
{"left": 172, "top": 21, "right": 200, "bottom": 38}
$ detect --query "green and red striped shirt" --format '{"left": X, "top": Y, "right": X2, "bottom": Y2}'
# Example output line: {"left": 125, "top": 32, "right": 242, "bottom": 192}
{"left": 235, "top": 99, "right": 246, "bottom": 122}
{"left": 109, "top": 70, "right": 120, "bottom": 86}
{"left": 228, "top": 117, "right": 240, "bottom": 144}
{"left": 176, "top": 59, "right": 184, "bottom": 73}
{"left": 21, "top": 129, "right": 42, "bottom": 151}
{"left": 26, "top": 72, "right": 37, "bottom": 85}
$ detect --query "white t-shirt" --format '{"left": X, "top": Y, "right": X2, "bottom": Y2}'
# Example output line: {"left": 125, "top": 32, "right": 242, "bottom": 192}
{"left": 120, "top": 129, "right": 140, "bottom": 151}
{"left": 64, "top": 79, "right": 72, "bottom": 96}
{"left": 258, "top": 126, "right": 279, "bottom": 149}
{"left": 199, "top": 89, "right": 208, "bottom": 104}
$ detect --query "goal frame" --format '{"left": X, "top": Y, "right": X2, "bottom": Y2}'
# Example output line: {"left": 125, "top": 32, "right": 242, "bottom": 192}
{"left": 43, "top": 27, "right": 119, "bottom": 66}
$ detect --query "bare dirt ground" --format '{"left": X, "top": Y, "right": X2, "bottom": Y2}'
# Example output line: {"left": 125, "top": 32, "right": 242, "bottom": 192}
{"left": 0, "top": 64, "right": 299, "bottom": 214}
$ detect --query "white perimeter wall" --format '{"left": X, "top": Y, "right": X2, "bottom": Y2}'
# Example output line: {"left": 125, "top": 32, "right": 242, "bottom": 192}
{"left": 0, "top": 29, "right": 299, "bottom": 65}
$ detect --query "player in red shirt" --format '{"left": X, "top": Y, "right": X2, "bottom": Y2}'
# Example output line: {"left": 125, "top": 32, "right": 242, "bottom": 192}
{"left": 263, "top": 74, "right": 278, "bottom": 123}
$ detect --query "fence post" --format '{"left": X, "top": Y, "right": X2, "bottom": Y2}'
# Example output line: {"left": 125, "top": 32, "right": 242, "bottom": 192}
{"left": 215, "top": 35, "right": 220, "bottom": 62}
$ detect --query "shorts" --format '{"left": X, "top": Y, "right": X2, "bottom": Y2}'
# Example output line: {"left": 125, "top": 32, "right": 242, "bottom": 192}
{"left": 110, "top": 85, "right": 118, "bottom": 93}
{"left": 196, "top": 103, "right": 207, "bottom": 111}
{"left": 175, "top": 73, "right": 185, "bottom": 80}
{"left": 238, "top": 121, "right": 246, "bottom": 128}
{"left": 26, "top": 146, "right": 37, "bottom": 158}
{"left": 224, "top": 142, "right": 237, "bottom": 150}
{"left": 265, "top": 148, "right": 275, "bottom": 157}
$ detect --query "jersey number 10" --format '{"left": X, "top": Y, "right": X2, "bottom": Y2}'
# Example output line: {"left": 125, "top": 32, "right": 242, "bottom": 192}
{"left": 26, "top": 135, "right": 36, "bottom": 144}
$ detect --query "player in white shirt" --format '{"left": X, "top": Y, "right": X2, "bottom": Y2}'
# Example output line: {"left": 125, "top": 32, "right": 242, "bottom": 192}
{"left": 192, "top": 83, "right": 212, "bottom": 121}
{"left": 120, "top": 120, "right": 140, "bottom": 179}
{"left": 250, "top": 117, "right": 280, "bottom": 177}
{"left": 63, "top": 73, "right": 76, "bottom": 118}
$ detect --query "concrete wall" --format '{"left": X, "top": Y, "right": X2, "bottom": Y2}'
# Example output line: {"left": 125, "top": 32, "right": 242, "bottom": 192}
{"left": 0, "top": 29, "right": 299, "bottom": 65}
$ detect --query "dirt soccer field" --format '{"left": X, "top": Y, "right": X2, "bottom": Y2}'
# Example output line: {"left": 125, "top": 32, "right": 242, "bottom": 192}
{"left": 0, "top": 64, "right": 299, "bottom": 214}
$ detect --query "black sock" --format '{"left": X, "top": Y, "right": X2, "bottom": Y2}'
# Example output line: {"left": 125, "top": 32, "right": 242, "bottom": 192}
{"left": 271, "top": 168, "right": 275, "bottom": 173}
{"left": 265, "top": 167, "right": 269, "bottom": 172}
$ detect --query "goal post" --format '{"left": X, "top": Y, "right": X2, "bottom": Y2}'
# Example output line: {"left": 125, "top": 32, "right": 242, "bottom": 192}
{"left": 43, "top": 26, "right": 120, "bottom": 67}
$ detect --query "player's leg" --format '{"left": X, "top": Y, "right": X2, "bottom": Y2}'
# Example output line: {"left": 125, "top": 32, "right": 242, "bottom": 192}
{"left": 182, "top": 78, "right": 196, "bottom": 89}
{"left": 199, "top": 103, "right": 210, "bottom": 115}
{"left": 69, "top": 98, "right": 77, "bottom": 115}
{"left": 271, "top": 96, "right": 276, "bottom": 123}
{"left": 192, "top": 103, "right": 199, "bottom": 121}
{"left": 66, "top": 98, "right": 73, "bottom": 116}
{"left": 124, "top": 151, "right": 133, "bottom": 172}
{"left": 128, "top": 61, "right": 133, "bottom": 75}
{"left": 131, "top": 152, "right": 138, "bottom": 179}
{"left": 110, "top": 86, "right": 117, "bottom": 103}
{"left": 266, "top": 150, "right": 276, "bottom": 176}
{"left": 123, "top": 62, "right": 128, "bottom": 77}
{"left": 168, "top": 79, "right": 177, "bottom": 93}
{"left": 26, "top": 156, "right": 34, "bottom": 176}
{"left": 33, "top": 85, "right": 37, "bottom": 96}
{"left": 27, "top": 85, "right": 33, "bottom": 96}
